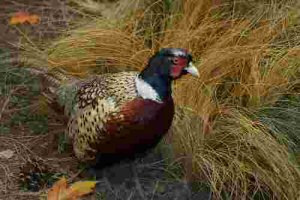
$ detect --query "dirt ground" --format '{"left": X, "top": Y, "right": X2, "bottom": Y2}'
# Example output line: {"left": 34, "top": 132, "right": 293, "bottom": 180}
{"left": 0, "top": 1, "right": 210, "bottom": 199}
{"left": 0, "top": 1, "right": 82, "bottom": 199}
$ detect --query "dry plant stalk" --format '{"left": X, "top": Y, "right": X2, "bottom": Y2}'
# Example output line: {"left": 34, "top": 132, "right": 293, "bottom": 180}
{"left": 171, "top": 108, "right": 300, "bottom": 199}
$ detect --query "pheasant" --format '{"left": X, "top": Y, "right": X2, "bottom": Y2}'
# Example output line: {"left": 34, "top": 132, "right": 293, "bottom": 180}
{"left": 31, "top": 48, "right": 198, "bottom": 168}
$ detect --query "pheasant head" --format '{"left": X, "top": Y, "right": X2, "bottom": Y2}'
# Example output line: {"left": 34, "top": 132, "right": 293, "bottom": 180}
{"left": 137, "top": 48, "right": 199, "bottom": 102}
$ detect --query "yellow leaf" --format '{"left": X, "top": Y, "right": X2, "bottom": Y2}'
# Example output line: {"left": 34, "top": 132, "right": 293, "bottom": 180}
{"left": 67, "top": 181, "right": 97, "bottom": 197}
{"left": 27, "top": 14, "right": 40, "bottom": 24}
{"left": 9, "top": 11, "right": 40, "bottom": 25}
{"left": 46, "top": 178, "right": 97, "bottom": 200}
{"left": 47, "top": 177, "right": 68, "bottom": 200}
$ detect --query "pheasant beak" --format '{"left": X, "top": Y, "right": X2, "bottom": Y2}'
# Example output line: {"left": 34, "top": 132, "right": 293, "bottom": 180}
{"left": 184, "top": 62, "right": 199, "bottom": 77}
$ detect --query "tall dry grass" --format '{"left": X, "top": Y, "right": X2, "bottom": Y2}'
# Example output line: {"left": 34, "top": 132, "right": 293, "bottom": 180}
{"left": 19, "top": 0, "right": 300, "bottom": 199}
{"left": 171, "top": 107, "right": 300, "bottom": 199}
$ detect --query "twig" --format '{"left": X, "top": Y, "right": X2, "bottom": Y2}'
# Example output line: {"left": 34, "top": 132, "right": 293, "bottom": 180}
{"left": 0, "top": 136, "right": 35, "bottom": 160}
{"left": 0, "top": 96, "right": 10, "bottom": 121}
{"left": 68, "top": 168, "right": 85, "bottom": 182}
{"left": 130, "top": 163, "right": 147, "bottom": 200}
{"left": 0, "top": 85, "right": 25, "bottom": 119}
{"left": 126, "top": 190, "right": 135, "bottom": 200}
{"left": 9, "top": 191, "right": 42, "bottom": 196}
{"left": 102, "top": 170, "right": 119, "bottom": 199}
{"left": 0, "top": 163, "right": 10, "bottom": 193}
{"left": 150, "top": 180, "right": 159, "bottom": 200}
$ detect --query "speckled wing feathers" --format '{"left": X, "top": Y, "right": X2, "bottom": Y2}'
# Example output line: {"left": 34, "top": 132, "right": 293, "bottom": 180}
{"left": 67, "top": 71, "right": 139, "bottom": 160}
{"left": 76, "top": 72, "right": 138, "bottom": 109}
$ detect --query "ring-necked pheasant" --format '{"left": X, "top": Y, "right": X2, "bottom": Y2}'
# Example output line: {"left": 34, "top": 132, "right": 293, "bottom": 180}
{"left": 30, "top": 48, "right": 198, "bottom": 168}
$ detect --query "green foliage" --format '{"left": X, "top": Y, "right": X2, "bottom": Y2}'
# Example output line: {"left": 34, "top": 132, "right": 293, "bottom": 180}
{"left": 0, "top": 124, "right": 10, "bottom": 134}
{"left": 190, "top": 182, "right": 211, "bottom": 194}
{"left": 57, "top": 84, "right": 78, "bottom": 116}
{"left": 58, "top": 133, "right": 68, "bottom": 154}
{"left": 96, "top": 191, "right": 107, "bottom": 200}
{"left": 20, "top": 172, "right": 66, "bottom": 192}
{"left": 155, "top": 142, "right": 185, "bottom": 180}
{"left": 258, "top": 95, "right": 300, "bottom": 154}
{"left": 9, "top": 109, "right": 48, "bottom": 134}
{"left": 163, "top": 0, "right": 173, "bottom": 13}
{"left": 252, "top": 191, "right": 272, "bottom": 200}
{"left": 0, "top": 48, "right": 48, "bottom": 135}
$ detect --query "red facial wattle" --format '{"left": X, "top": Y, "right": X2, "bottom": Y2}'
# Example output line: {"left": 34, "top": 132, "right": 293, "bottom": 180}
{"left": 170, "top": 57, "right": 188, "bottom": 78}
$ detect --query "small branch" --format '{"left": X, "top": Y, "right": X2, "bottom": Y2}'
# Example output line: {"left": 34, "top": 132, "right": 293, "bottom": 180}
{"left": 0, "top": 96, "right": 10, "bottom": 121}
{"left": 9, "top": 191, "right": 42, "bottom": 196}
{"left": 0, "top": 86, "right": 22, "bottom": 120}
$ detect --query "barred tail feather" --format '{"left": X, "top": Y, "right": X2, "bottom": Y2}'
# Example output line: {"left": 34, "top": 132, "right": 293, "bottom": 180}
{"left": 25, "top": 67, "right": 80, "bottom": 116}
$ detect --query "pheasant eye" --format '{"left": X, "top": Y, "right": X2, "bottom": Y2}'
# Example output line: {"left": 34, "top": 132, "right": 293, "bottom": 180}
{"left": 172, "top": 57, "right": 179, "bottom": 64}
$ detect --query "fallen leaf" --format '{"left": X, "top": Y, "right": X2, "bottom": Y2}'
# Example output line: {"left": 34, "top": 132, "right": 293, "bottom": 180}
{"left": 0, "top": 149, "right": 14, "bottom": 159}
{"left": 9, "top": 11, "right": 40, "bottom": 25}
{"left": 47, "top": 177, "right": 97, "bottom": 200}
{"left": 47, "top": 177, "right": 68, "bottom": 200}
{"left": 68, "top": 181, "right": 97, "bottom": 197}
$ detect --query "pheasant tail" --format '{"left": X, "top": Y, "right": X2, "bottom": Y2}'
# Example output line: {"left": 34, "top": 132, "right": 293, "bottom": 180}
{"left": 26, "top": 67, "right": 80, "bottom": 116}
